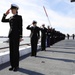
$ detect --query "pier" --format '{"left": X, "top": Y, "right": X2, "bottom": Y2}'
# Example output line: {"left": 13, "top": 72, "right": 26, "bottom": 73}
{"left": 0, "top": 39, "right": 75, "bottom": 75}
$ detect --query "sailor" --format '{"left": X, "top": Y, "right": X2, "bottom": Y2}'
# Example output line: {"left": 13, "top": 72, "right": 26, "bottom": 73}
{"left": 40, "top": 24, "right": 47, "bottom": 51}
{"left": 1, "top": 4, "right": 23, "bottom": 71}
{"left": 26, "top": 21, "right": 40, "bottom": 56}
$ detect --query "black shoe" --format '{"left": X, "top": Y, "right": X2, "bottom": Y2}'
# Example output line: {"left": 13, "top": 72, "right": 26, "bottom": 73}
{"left": 41, "top": 50, "right": 44, "bottom": 51}
{"left": 31, "top": 55, "right": 35, "bottom": 56}
{"left": 44, "top": 50, "right": 46, "bottom": 51}
{"left": 35, "top": 55, "right": 37, "bottom": 57}
{"left": 41, "top": 50, "right": 46, "bottom": 51}
{"left": 13, "top": 67, "right": 19, "bottom": 72}
{"left": 9, "top": 67, "right": 13, "bottom": 71}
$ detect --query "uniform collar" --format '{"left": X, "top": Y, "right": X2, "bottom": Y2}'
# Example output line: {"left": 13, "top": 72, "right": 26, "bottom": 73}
{"left": 13, "top": 14, "right": 17, "bottom": 17}
{"left": 33, "top": 25, "right": 36, "bottom": 28}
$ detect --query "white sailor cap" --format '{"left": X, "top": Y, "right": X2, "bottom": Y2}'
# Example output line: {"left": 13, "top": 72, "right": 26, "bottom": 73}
{"left": 10, "top": 4, "right": 19, "bottom": 10}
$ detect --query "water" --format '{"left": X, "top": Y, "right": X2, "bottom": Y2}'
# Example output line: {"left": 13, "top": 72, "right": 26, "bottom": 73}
{"left": 0, "top": 36, "right": 73, "bottom": 49}
{"left": 0, "top": 37, "right": 30, "bottom": 43}
{"left": 0, "top": 37, "right": 30, "bottom": 49}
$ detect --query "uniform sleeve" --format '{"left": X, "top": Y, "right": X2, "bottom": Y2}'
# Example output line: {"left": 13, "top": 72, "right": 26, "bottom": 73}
{"left": 45, "top": 28, "right": 47, "bottom": 32}
{"left": 39, "top": 28, "right": 42, "bottom": 31}
{"left": 38, "top": 27, "right": 40, "bottom": 39}
{"left": 26, "top": 25, "right": 32, "bottom": 30}
{"left": 1, "top": 14, "right": 9, "bottom": 22}
{"left": 19, "top": 16, "right": 23, "bottom": 38}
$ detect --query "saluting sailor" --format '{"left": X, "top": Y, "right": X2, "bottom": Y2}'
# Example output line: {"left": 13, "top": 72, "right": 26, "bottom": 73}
{"left": 40, "top": 24, "right": 47, "bottom": 51}
{"left": 47, "top": 26, "right": 51, "bottom": 47}
{"left": 1, "top": 4, "right": 23, "bottom": 71}
{"left": 26, "top": 21, "right": 40, "bottom": 57}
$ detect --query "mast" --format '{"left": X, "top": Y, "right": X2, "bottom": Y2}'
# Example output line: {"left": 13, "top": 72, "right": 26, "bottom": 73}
{"left": 43, "top": 6, "right": 51, "bottom": 27}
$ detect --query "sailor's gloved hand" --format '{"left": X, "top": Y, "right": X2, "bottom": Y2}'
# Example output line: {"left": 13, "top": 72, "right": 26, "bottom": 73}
{"left": 19, "top": 38, "right": 23, "bottom": 42}
{"left": 5, "top": 9, "right": 10, "bottom": 15}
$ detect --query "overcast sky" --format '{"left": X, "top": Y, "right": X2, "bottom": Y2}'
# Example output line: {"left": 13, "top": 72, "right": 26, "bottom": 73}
{"left": 0, "top": 0, "right": 75, "bottom": 36}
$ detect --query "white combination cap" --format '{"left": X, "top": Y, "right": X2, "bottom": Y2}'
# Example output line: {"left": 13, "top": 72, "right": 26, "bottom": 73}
{"left": 10, "top": 4, "right": 19, "bottom": 9}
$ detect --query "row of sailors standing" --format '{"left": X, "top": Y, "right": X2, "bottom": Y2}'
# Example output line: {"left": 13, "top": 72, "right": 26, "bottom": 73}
{"left": 26, "top": 21, "right": 65, "bottom": 57}
{"left": 40, "top": 24, "right": 65, "bottom": 50}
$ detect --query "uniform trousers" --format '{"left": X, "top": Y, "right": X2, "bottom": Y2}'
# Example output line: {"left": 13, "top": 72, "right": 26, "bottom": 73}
{"left": 31, "top": 37, "right": 38, "bottom": 56}
{"left": 9, "top": 36, "right": 19, "bottom": 68}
